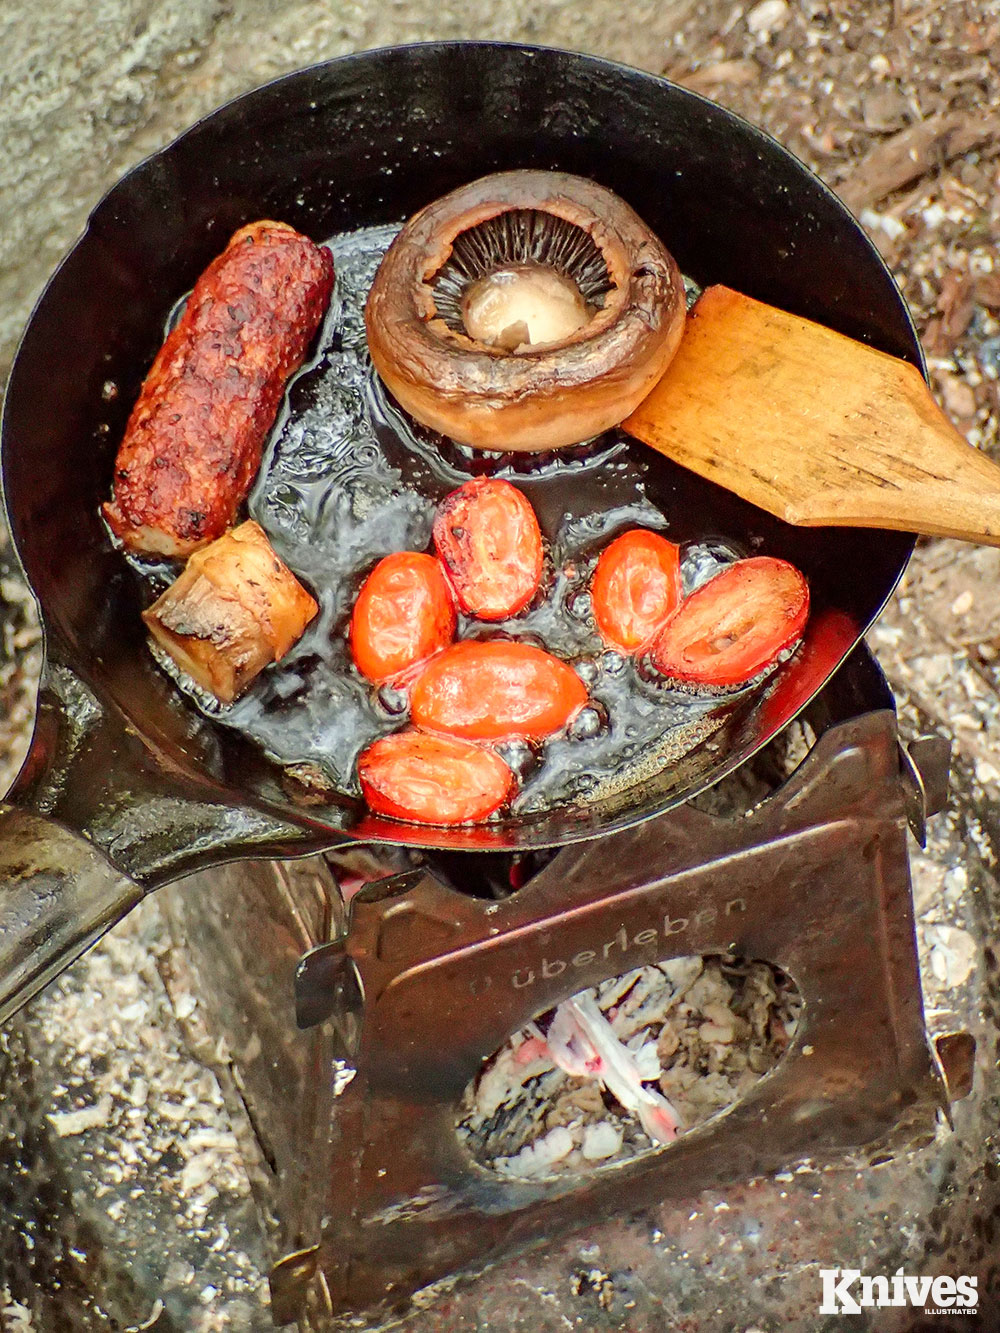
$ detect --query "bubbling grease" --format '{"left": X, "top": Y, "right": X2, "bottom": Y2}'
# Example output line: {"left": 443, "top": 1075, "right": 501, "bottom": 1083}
{"left": 128, "top": 221, "right": 766, "bottom": 823}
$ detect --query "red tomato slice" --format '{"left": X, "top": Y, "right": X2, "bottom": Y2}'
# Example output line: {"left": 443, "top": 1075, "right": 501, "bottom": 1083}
{"left": 433, "top": 477, "right": 543, "bottom": 620}
{"left": 591, "top": 529, "right": 682, "bottom": 654}
{"left": 358, "top": 730, "right": 514, "bottom": 825}
{"left": 651, "top": 556, "right": 809, "bottom": 689}
{"left": 411, "top": 640, "right": 588, "bottom": 740}
{"left": 350, "top": 552, "right": 456, "bottom": 683}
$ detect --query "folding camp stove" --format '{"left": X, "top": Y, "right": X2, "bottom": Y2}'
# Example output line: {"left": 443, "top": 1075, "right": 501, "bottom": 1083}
{"left": 163, "top": 643, "right": 956, "bottom": 1328}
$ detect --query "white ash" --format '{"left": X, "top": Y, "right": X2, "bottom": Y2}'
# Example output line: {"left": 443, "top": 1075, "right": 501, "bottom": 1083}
{"left": 457, "top": 956, "right": 802, "bottom": 1180}
{"left": 0, "top": 1289, "right": 36, "bottom": 1333}
{"left": 47, "top": 1094, "right": 114, "bottom": 1138}
{"left": 333, "top": 1061, "right": 357, "bottom": 1096}
{"left": 581, "top": 1122, "right": 624, "bottom": 1160}
{"left": 5, "top": 896, "right": 271, "bottom": 1330}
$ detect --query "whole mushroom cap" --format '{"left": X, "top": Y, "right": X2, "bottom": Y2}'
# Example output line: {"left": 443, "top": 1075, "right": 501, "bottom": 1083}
{"left": 365, "top": 170, "right": 687, "bottom": 452}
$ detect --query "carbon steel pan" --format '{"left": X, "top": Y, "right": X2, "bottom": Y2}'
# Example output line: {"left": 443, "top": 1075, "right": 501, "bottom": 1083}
{"left": 1, "top": 42, "right": 921, "bottom": 853}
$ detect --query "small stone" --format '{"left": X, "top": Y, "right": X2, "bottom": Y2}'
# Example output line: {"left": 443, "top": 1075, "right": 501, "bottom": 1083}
{"left": 860, "top": 208, "right": 907, "bottom": 240}
{"left": 862, "top": 86, "right": 910, "bottom": 132}
{"left": 977, "top": 335, "right": 1000, "bottom": 378}
{"left": 923, "top": 924, "right": 977, "bottom": 988}
{"left": 935, "top": 370, "right": 977, "bottom": 421}
{"left": 746, "top": 0, "right": 789, "bottom": 36}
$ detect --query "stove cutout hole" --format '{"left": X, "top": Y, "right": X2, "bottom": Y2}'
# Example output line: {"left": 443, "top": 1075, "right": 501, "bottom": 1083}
{"left": 457, "top": 955, "right": 802, "bottom": 1180}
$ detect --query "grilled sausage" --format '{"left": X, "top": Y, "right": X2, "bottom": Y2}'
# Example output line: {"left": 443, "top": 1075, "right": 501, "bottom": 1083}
{"left": 143, "top": 520, "right": 319, "bottom": 703}
{"left": 103, "top": 221, "right": 334, "bottom": 557}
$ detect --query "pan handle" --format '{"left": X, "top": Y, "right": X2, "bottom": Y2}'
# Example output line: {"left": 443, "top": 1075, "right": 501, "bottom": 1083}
{"left": 0, "top": 657, "right": 329, "bottom": 1024}
{"left": 0, "top": 804, "right": 143, "bottom": 1025}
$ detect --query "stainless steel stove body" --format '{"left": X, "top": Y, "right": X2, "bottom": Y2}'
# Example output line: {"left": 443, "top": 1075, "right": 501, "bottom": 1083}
{"left": 159, "top": 645, "right": 963, "bottom": 1327}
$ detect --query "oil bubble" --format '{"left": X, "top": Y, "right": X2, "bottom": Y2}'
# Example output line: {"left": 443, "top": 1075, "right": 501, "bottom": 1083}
{"left": 572, "top": 656, "right": 601, "bottom": 690}
{"left": 568, "top": 702, "right": 609, "bottom": 741}
{"left": 516, "top": 632, "right": 548, "bottom": 651}
{"left": 566, "top": 587, "right": 593, "bottom": 622}
{"left": 635, "top": 654, "right": 667, "bottom": 687}
{"left": 682, "top": 540, "right": 743, "bottom": 594}
{"left": 495, "top": 739, "right": 540, "bottom": 783}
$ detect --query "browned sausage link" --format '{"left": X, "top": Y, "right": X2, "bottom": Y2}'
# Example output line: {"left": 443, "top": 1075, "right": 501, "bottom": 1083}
{"left": 103, "top": 221, "right": 335, "bottom": 557}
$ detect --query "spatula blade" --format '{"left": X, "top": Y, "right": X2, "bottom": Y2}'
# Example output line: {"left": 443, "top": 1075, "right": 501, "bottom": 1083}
{"left": 623, "top": 285, "right": 1000, "bottom": 545}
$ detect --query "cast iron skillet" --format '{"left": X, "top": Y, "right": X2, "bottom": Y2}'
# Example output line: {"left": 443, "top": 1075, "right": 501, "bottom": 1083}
{"left": 0, "top": 42, "right": 920, "bottom": 1022}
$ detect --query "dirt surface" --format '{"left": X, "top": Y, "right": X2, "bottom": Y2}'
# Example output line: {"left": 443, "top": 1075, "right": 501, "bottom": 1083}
{"left": 670, "top": 0, "right": 1000, "bottom": 456}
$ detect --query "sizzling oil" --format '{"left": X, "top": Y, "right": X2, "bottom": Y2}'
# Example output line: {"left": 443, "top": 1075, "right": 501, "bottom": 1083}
{"left": 135, "top": 223, "right": 762, "bottom": 819}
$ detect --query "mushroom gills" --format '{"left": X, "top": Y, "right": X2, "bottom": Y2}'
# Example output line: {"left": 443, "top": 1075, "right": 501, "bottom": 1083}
{"left": 433, "top": 209, "right": 613, "bottom": 347}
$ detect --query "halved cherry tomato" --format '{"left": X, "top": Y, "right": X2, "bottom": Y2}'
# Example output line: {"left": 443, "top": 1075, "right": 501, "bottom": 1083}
{"left": 350, "top": 551, "right": 456, "bottom": 683}
{"left": 411, "top": 640, "right": 588, "bottom": 740}
{"left": 591, "top": 529, "right": 682, "bottom": 654}
{"left": 651, "top": 556, "right": 809, "bottom": 689}
{"left": 433, "top": 477, "right": 543, "bottom": 620}
{"left": 358, "top": 730, "right": 514, "bottom": 825}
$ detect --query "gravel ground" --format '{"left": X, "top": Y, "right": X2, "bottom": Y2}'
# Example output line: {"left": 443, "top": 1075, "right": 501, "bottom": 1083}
{"left": 1, "top": 1, "right": 999, "bottom": 1330}
{"left": 668, "top": 0, "right": 1000, "bottom": 456}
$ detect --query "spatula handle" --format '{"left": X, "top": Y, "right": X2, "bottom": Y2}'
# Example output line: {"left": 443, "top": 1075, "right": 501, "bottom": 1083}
{"left": 778, "top": 373, "right": 1000, "bottom": 546}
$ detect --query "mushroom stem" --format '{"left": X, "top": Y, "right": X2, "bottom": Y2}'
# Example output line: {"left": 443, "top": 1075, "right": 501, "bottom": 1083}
{"left": 462, "top": 264, "right": 591, "bottom": 351}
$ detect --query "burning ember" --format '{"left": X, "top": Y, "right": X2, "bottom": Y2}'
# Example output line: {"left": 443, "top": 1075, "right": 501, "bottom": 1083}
{"left": 458, "top": 955, "right": 802, "bottom": 1178}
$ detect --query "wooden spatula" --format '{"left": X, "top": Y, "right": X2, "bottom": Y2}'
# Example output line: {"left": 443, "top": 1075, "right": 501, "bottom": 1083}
{"left": 623, "top": 285, "right": 1000, "bottom": 545}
